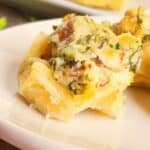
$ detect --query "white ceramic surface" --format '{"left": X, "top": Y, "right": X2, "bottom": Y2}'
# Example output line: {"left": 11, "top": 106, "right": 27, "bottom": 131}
{"left": 0, "top": 0, "right": 150, "bottom": 17}
{"left": 0, "top": 15, "right": 150, "bottom": 150}
{"left": 44, "top": 0, "right": 150, "bottom": 14}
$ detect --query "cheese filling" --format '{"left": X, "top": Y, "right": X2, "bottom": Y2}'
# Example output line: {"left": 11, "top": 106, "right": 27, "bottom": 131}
{"left": 48, "top": 14, "right": 141, "bottom": 95}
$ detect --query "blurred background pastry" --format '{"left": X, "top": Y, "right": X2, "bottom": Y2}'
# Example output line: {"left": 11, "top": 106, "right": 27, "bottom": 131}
{"left": 71, "top": 0, "right": 128, "bottom": 10}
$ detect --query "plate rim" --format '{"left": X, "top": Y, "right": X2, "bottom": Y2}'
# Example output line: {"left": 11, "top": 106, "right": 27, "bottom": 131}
{"left": 0, "top": 14, "right": 150, "bottom": 150}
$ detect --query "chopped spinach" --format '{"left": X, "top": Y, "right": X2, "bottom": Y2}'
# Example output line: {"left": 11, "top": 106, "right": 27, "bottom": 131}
{"left": 52, "top": 25, "right": 58, "bottom": 30}
{"left": 129, "top": 47, "right": 141, "bottom": 72}
{"left": 51, "top": 41, "right": 57, "bottom": 48}
{"left": 115, "top": 42, "right": 120, "bottom": 49}
{"left": 68, "top": 80, "right": 86, "bottom": 94}
{"left": 109, "top": 43, "right": 113, "bottom": 48}
{"left": 65, "top": 59, "right": 77, "bottom": 67}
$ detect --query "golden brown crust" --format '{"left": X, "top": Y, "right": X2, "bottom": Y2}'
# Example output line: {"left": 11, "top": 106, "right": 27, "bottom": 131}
{"left": 18, "top": 32, "right": 51, "bottom": 76}
{"left": 18, "top": 13, "right": 142, "bottom": 121}
{"left": 113, "top": 7, "right": 150, "bottom": 88}
{"left": 18, "top": 56, "right": 126, "bottom": 120}
{"left": 113, "top": 7, "right": 144, "bottom": 36}
{"left": 133, "top": 42, "right": 150, "bottom": 88}
{"left": 23, "top": 32, "right": 51, "bottom": 60}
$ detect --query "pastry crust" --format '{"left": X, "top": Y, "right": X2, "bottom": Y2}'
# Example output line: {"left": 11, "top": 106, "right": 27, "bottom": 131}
{"left": 113, "top": 7, "right": 150, "bottom": 88}
{"left": 18, "top": 33, "right": 134, "bottom": 120}
{"left": 18, "top": 57, "right": 128, "bottom": 120}
{"left": 133, "top": 42, "right": 150, "bottom": 88}
{"left": 18, "top": 14, "right": 140, "bottom": 121}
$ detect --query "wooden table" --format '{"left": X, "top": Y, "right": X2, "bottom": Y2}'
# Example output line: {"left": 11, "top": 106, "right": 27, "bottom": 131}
{"left": 0, "top": 140, "right": 19, "bottom": 150}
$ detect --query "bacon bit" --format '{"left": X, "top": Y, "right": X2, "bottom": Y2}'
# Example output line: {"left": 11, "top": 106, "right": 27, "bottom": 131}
{"left": 59, "top": 22, "right": 73, "bottom": 42}
{"left": 88, "top": 63, "right": 92, "bottom": 69}
{"left": 81, "top": 64, "right": 86, "bottom": 70}
{"left": 92, "top": 56, "right": 122, "bottom": 71}
{"left": 78, "top": 62, "right": 92, "bottom": 71}
{"left": 92, "top": 56, "right": 102, "bottom": 66}
{"left": 79, "top": 61, "right": 86, "bottom": 70}
{"left": 120, "top": 51, "right": 125, "bottom": 61}
{"left": 81, "top": 60, "right": 85, "bottom": 64}
{"left": 98, "top": 39, "right": 108, "bottom": 49}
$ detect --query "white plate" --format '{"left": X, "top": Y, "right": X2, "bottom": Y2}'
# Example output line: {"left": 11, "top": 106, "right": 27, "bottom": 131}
{"left": 1, "top": 0, "right": 150, "bottom": 17}
{"left": 0, "top": 15, "right": 150, "bottom": 150}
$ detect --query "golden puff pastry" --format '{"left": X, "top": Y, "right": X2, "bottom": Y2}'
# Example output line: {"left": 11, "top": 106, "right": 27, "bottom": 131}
{"left": 114, "top": 7, "right": 150, "bottom": 88}
{"left": 18, "top": 14, "right": 141, "bottom": 120}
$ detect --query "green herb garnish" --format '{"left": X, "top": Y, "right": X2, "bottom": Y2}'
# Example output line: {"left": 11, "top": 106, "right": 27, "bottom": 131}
{"left": 29, "top": 16, "right": 37, "bottom": 22}
{"left": 0, "top": 17, "right": 7, "bottom": 30}
{"left": 79, "top": 46, "right": 91, "bottom": 53}
{"left": 50, "top": 59, "right": 57, "bottom": 70}
{"left": 115, "top": 42, "right": 120, "bottom": 49}
{"left": 51, "top": 41, "right": 57, "bottom": 48}
{"left": 65, "top": 59, "right": 77, "bottom": 67}
{"left": 52, "top": 25, "right": 58, "bottom": 30}
{"left": 85, "top": 74, "right": 91, "bottom": 81}
{"left": 109, "top": 43, "right": 113, "bottom": 48}
{"left": 68, "top": 80, "right": 86, "bottom": 94}
{"left": 86, "top": 46, "right": 91, "bottom": 51}
{"left": 77, "top": 34, "right": 91, "bottom": 45}
{"left": 129, "top": 47, "right": 141, "bottom": 72}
